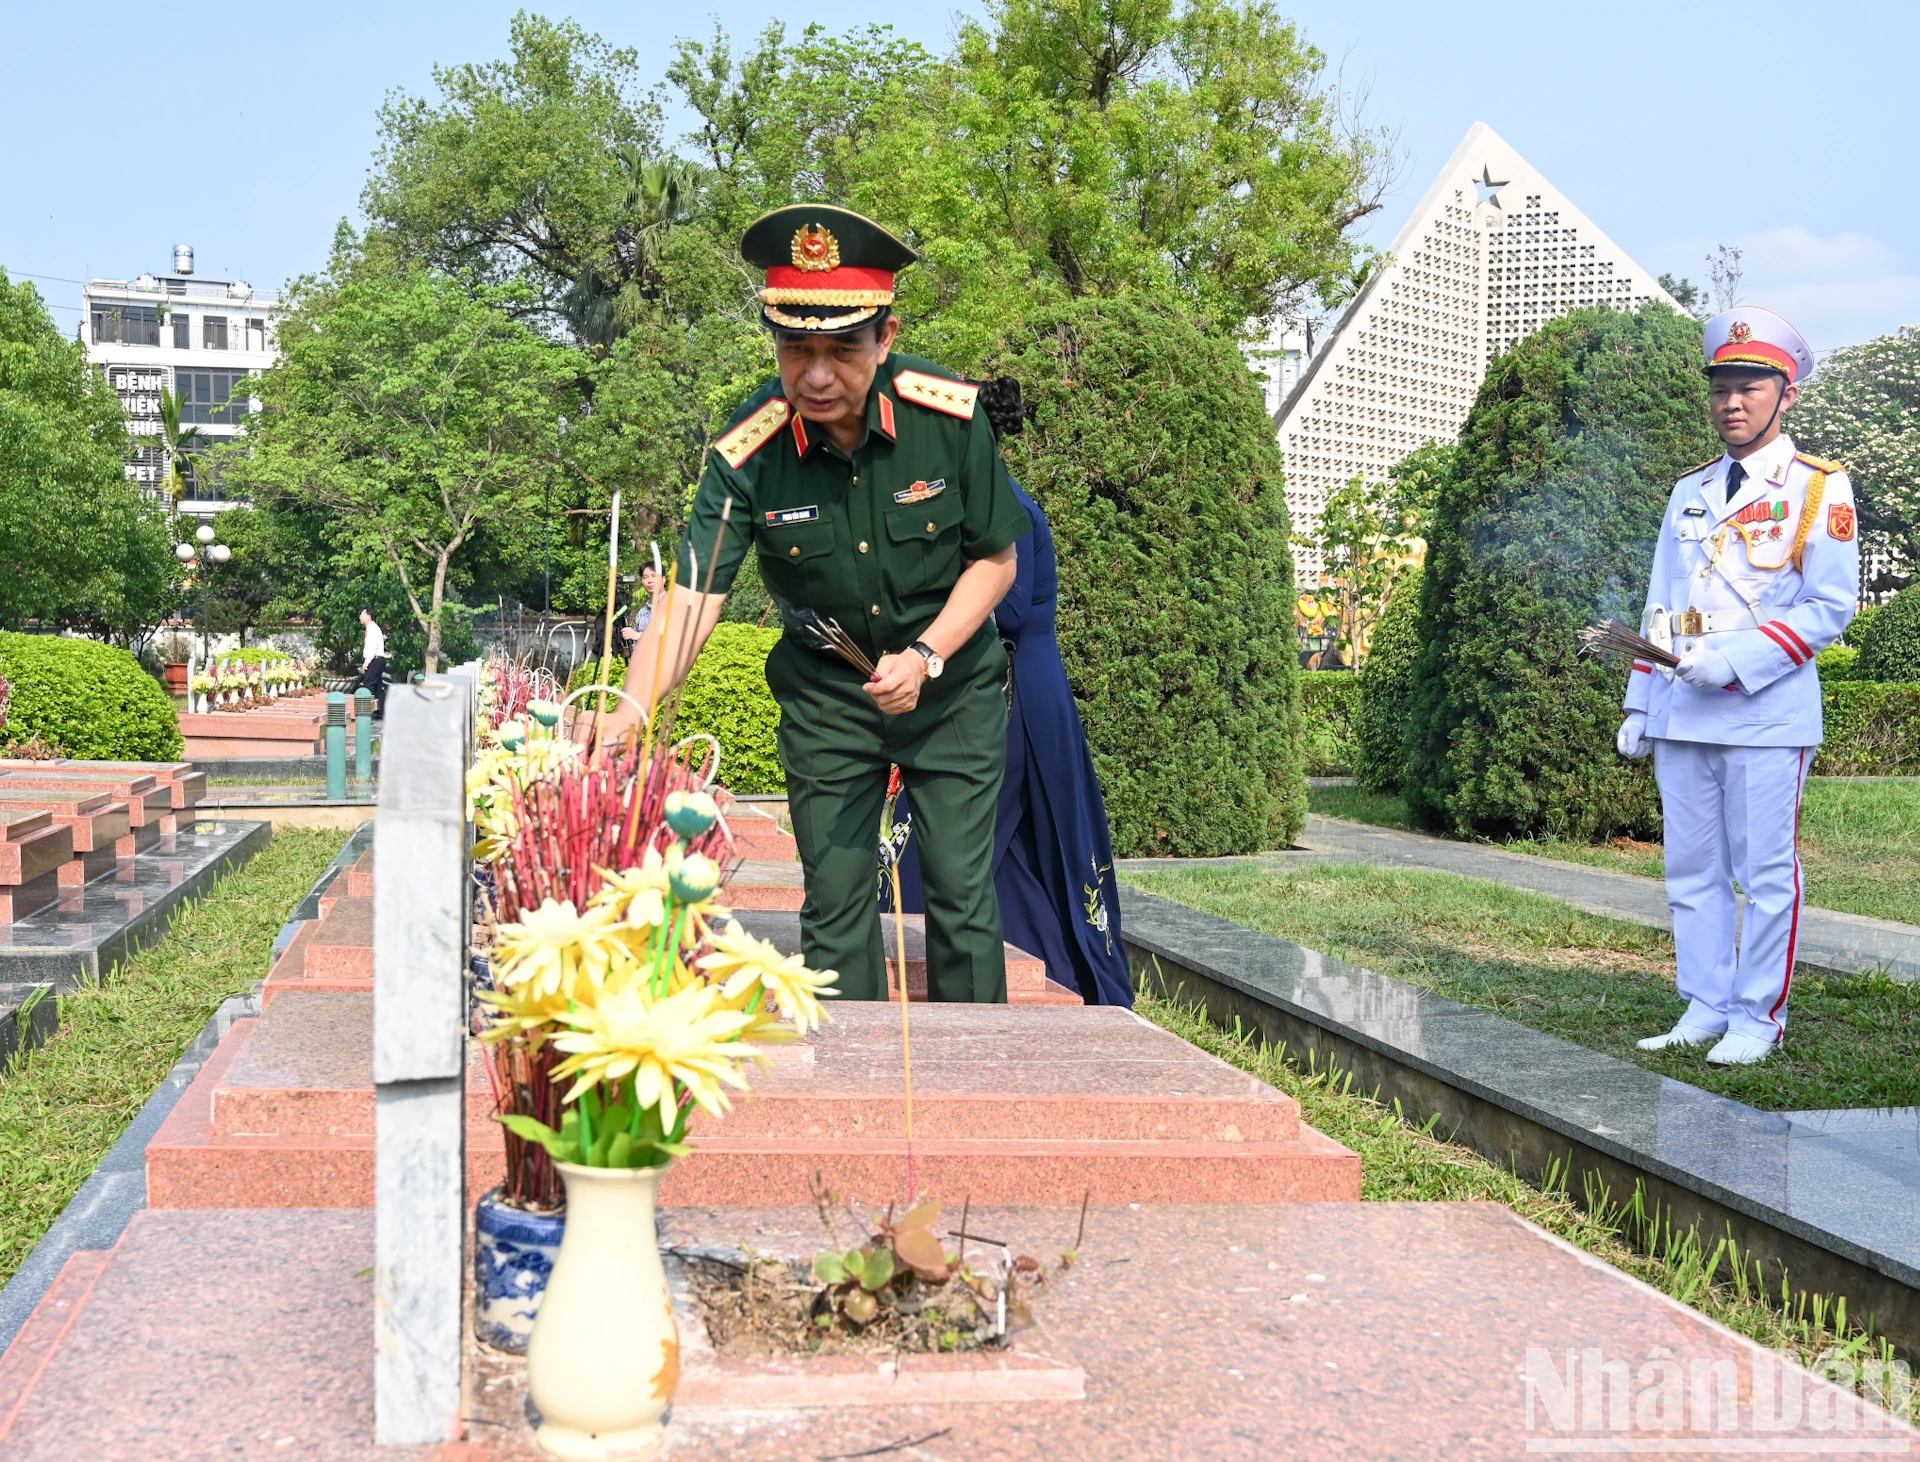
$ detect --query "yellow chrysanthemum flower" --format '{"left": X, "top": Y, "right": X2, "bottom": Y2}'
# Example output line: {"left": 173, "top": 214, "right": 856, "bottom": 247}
{"left": 491, "top": 899, "right": 628, "bottom": 997}
{"left": 550, "top": 982, "right": 758, "bottom": 1122}
{"left": 589, "top": 849, "right": 671, "bottom": 933}
{"left": 697, "top": 919, "right": 838, "bottom": 1035}
{"left": 475, "top": 975, "right": 571, "bottom": 1044}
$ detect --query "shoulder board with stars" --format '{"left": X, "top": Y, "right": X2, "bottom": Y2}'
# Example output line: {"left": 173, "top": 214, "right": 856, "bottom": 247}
{"left": 1795, "top": 452, "right": 1845, "bottom": 474}
{"left": 893, "top": 370, "right": 977, "bottom": 420}
{"left": 714, "top": 398, "right": 791, "bottom": 469}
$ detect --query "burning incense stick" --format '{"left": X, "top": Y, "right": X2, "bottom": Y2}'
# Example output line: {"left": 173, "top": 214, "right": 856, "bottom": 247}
{"left": 793, "top": 609, "right": 879, "bottom": 676}
{"left": 1578, "top": 621, "right": 1680, "bottom": 669}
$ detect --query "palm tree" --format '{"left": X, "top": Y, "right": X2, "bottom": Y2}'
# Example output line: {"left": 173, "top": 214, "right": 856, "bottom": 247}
{"left": 562, "top": 151, "right": 697, "bottom": 350}
{"left": 157, "top": 387, "right": 205, "bottom": 501}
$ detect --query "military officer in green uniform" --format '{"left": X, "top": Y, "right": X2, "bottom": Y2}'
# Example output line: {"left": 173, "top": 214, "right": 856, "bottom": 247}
{"left": 587, "top": 204, "right": 1031, "bottom": 1002}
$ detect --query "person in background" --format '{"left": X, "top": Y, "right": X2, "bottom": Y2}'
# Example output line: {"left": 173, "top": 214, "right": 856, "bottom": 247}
{"left": 357, "top": 609, "right": 388, "bottom": 719}
{"left": 1617, "top": 307, "right": 1858, "bottom": 1066}
{"left": 897, "top": 377, "right": 1134, "bottom": 1006}
{"left": 620, "top": 566, "right": 667, "bottom": 648}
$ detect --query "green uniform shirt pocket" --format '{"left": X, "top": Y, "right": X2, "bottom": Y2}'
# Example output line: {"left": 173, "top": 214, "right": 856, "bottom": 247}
{"left": 757, "top": 514, "right": 838, "bottom": 604}
{"left": 883, "top": 490, "right": 966, "bottom": 600}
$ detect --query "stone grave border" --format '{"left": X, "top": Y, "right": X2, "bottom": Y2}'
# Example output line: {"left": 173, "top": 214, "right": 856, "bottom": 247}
{"left": 0, "top": 823, "right": 373, "bottom": 1357}
{"left": 1119, "top": 885, "right": 1920, "bottom": 1361}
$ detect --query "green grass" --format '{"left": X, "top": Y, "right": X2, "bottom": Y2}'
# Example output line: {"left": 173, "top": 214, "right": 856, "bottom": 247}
{"left": 1121, "top": 861, "right": 1920, "bottom": 1112}
{"left": 208, "top": 775, "right": 330, "bottom": 787}
{"left": 1307, "top": 780, "right": 1920, "bottom": 926}
{"left": 1139, "top": 986, "right": 1916, "bottom": 1407}
{"left": 0, "top": 828, "right": 347, "bottom": 1286}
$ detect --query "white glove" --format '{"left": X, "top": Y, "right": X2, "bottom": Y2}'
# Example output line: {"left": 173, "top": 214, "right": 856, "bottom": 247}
{"left": 1675, "top": 646, "right": 1738, "bottom": 691}
{"left": 1616, "top": 712, "right": 1651, "bottom": 759}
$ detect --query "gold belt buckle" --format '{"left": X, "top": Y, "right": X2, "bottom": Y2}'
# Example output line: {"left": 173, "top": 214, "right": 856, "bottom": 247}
{"left": 1680, "top": 609, "right": 1703, "bottom": 636}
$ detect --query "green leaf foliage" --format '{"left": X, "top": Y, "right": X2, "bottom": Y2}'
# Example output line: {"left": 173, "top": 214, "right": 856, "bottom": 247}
{"left": 0, "top": 271, "right": 173, "bottom": 640}
{"left": 0, "top": 632, "right": 182, "bottom": 759}
{"left": 1353, "top": 568, "right": 1423, "bottom": 794}
{"left": 1815, "top": 680, "right": 1920, "bottom": 776}
{"left": 984, "top": 295, "right": 1305, "bottom": 855}
{"left": 1297, "top": 671, "right": 1358, "bottom": 777}
{"left": 1789, "top": 328, "right": 1920, "bottom": 592}
{"left": 566, "top": 624, "right": 786, "bottom": 794}
{"left": 1405, "top": 306, "right": 1720, "bottom": 842}
{"left": 1854, "top": 584, "right": 1920, "bottom": 683}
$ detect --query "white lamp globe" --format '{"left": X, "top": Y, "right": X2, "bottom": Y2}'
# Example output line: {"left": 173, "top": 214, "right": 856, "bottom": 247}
{"left": 175, "top": 543, "right": 197, "bottom": 562}
{"left": 210, "top": 544, "right": 232, "bottom": 563}
{"left": 195, "top": 524, "right": 216, "bottom": 544}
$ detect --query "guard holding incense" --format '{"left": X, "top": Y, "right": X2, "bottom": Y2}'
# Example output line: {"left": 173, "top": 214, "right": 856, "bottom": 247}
{"left": 1617, "top": 307, "right": 1858, "bottom": 1066}
{"left": 589, "top": 204, "right": 1030, "bottom": 1002}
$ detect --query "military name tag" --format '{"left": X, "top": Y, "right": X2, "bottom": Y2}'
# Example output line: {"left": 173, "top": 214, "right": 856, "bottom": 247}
{"left": 894, "top": 479, "right": 946, "bottom": 505}
{"left": 765, "top": 505, "right": 820, "bottom": 526}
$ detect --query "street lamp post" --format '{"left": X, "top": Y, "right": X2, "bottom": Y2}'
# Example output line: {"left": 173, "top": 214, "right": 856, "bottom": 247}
{"left": 175, "top": 522, "right": 232, "bottom": 678}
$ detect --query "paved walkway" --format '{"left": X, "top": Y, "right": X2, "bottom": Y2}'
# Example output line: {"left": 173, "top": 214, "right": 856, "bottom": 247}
{"left": 1122, "top": 815, "right": 1920, "bottom": 982}
{"left": 1302, "top": 816, "right": 1920, "bottom": 981}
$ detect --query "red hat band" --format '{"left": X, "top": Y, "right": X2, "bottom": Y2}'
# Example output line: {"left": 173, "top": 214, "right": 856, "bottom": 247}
{"left": 761, "top": 264, "right": 897, "bottom": 306}
{"left": 1710, "top": 340, "right": 1798, "bottom": 383}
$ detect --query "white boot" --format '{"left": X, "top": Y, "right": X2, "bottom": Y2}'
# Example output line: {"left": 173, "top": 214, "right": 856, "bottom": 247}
{"left": 1636, "top": 1021, "right": 1723, "bottom": 1052}
{"left": 1705, "top": 1032, "right": 1776, "bottom": 1066}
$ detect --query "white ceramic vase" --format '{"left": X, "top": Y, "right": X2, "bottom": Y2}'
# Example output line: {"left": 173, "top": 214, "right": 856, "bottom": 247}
{"left": 526, "top": 1161, "right": 679, "bottom": 1460}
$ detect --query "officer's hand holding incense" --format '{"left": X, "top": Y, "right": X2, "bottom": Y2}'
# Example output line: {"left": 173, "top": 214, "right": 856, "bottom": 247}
{"left": 865, "top": 545, "right": 1017, "bottom": 715}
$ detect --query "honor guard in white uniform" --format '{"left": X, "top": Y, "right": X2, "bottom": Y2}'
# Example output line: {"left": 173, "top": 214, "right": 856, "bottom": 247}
{"left": 1617, "top": 307, "right": 1859, "bottom": 1065}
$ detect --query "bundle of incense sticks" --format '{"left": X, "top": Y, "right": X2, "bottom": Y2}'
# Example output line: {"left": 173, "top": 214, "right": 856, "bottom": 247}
{"left": 795, "top": 610, "right": 879, "bottom": 676}
{"left": 1579, "top": 620, "right": 1680, "bottom": 669}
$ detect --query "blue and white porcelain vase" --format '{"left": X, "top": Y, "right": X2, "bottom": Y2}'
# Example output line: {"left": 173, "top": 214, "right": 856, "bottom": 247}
{"left": 475, "top": 1187, "right": 565, "bottom": 1354}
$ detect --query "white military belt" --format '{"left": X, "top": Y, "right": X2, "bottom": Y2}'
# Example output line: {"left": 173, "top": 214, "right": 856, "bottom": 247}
{"left": 1664, "top": 608, "right": 1759, "bottom": 637}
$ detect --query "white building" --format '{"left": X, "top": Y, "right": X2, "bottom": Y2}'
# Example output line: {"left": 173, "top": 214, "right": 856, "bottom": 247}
{"left": 1270, "top": 122, "right": 1680, "bottom": 583}
{"left": 81, "top": 245, "right": 276, "bottom": 517}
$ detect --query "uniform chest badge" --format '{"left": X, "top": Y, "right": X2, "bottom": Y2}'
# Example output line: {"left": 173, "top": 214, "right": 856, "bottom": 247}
{"left": 765, "top": 505, "right": 820, "bottom": 526}
{"left": 893, "top": 479, "right": 946, "bottom": 504}
{"left": 1828, "top": 503, "right": 1856, "bottom": 541}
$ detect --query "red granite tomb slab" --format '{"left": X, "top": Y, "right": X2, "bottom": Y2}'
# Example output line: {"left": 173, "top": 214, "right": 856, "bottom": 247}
{"left": 0, "top": 789, "right": 132, "bottom": 851}
{"left": 44, "top": 760, "right": 206, "bottom": 808}
{"left": 112, "top": 821, "right": 162, "bottom": 859}
{"left": 6, "top": 1205, "right": 1893, "bottom": 1461}
{"left": 0, "top": 870, "right": 64, "bottom": 923}
{"left": 299, "top": 895, "right": 373, "bottom": 984}
{"left": 1, "top": 774, "right": 170, "bottom": 827}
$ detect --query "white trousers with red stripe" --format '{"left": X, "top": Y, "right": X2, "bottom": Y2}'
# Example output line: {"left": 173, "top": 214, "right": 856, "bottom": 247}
{"left": 1653, "top": 740, "right": 1812, "bottom": 1043}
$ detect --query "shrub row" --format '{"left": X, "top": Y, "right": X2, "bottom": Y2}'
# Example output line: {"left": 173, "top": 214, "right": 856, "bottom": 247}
{"left": 0, "top": 632, "right": 182, "bottom": 760}
{"left": 1297, "top": 671, "right": 1359, "bottom": 776}
{"left": 564, "top": 624, "right": 785, "bottom": 794}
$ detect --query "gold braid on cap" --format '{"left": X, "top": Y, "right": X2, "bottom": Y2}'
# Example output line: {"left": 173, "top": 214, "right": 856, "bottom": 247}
{"left": 761, "top": 303, "right": 884, "bottom": 331}
{"left": 759, "top": 286, "right": 896, "bottom": 306}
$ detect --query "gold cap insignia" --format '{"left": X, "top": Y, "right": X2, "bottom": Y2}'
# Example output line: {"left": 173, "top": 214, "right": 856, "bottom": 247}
{"left": 1729, "top": 321, "right": 1753, "bottom": 344}
{"left": 791, "top": 224, "right": 841, "bottom": 273}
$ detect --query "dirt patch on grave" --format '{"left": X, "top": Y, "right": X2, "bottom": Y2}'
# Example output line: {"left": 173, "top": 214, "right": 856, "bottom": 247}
{"left": 686, "top": 1256, "right": 1011, "bottom": 1358}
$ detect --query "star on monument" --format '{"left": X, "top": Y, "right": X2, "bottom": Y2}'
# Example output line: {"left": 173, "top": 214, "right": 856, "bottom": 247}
{"left": 1473, "top": 165, "right": 1510, "bottom": 210}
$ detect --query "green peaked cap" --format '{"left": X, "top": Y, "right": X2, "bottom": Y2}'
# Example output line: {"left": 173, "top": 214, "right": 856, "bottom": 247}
{"left": 741, "top": 204, "right": 918, "bottom": 334}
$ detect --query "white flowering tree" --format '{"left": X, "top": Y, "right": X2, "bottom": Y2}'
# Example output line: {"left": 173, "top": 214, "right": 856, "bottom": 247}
{"left": 1792, "top": 328, "right": 1920, "bottom": 595}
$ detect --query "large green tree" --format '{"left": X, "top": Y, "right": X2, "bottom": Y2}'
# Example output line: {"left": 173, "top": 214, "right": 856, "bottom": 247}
{"left": 1790, "top": 329, "right": 1920, "bottom": 594}
{"left": 233, "top": 266, "right": 577, "bottom": 671}
{"left": 673, "top": 1, "right": 1393, "bottom": 365}
{"left": 0, "top": 271, "right": 174, "bottom": 642}
{"left": 1405, "top": 306, "right": 1719, "bottom": 842}
{"left": 986, "top": 294, "right": 1304, "bottom": 855}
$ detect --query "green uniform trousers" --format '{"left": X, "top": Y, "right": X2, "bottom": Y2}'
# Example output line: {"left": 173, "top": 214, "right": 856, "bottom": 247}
{"left": 766, "top": 625, "right": 1008, "bottom": 1003}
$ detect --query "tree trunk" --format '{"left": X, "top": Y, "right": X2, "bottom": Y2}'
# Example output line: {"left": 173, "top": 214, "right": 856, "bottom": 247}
{"left": 425, "top": 552, "right": 450, "bottom": 675}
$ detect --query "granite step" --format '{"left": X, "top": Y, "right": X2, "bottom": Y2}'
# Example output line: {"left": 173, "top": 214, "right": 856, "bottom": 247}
{"left": 6, "top": 759, "right": 209, "bottom": 809}
{"left": 0, "top": 773, "right": 174, "bottom": 834}
{"left": 261, "top": 895, "right": 371, "bottom": 1001}
{"left": 0, "top": 791, "right": 130, "bottom": 888}
{"left": 147, "top": 994, "right": 1356, "bottom": 1210}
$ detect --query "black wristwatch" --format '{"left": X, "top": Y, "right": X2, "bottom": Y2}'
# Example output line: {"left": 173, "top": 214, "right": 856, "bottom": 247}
{"left": 909, "top": 641, "right": 944, "bottom": 679}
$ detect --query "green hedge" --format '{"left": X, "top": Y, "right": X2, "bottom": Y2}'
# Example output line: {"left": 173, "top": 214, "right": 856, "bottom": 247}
{"left": 0, "top": 632, "right": 182, "bottom": 759}
{"left": 1298, "top": 672, "right": 1358, "bottom": 776}
{"left": 1405, "top": 306, "right": 1716, "bottom": 842}
{"left": 1856, "top": 585, "right": 1920, "bottom": 682}
{"left": 566, "top": 624, "right": 786, "bottom": 794}
{"left": 1354, "top": 569, "right": 1425, "bottom": 793}
{"left": 985, "top": 296, "right": 1304, "bottom": 856}
{"left": 1816, "top": 681, "right": 1920, "bottom": 775}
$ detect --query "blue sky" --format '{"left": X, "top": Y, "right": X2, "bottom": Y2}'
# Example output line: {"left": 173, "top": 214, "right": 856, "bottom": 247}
{"left": 4, "top": 0, "right": 1913, "bottom": 352}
